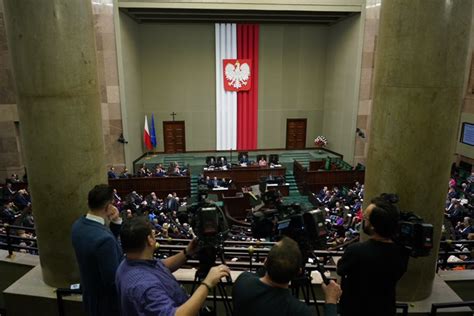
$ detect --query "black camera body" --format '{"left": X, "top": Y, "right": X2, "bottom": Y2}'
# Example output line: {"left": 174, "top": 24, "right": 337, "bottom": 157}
{"left": 397, "top": 212, "right": 433, "bottom": 257}
{"left": 186, "top": 188, "right": 229, "bottom": 248}
{"left": 380, "top": 193, "right": 434, "bottom": 257}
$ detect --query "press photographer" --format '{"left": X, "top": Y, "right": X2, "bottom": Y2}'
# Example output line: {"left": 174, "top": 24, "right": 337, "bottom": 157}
{"left": 337, "top": 193, "right": 412, "bottom": 316}
{"left": 115, "top": 217, "right": 230, "bottom": 316}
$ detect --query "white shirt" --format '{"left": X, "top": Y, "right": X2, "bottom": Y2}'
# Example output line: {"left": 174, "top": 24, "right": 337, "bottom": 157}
{"left": 86, "top": 213, "right": 105, "bottom": 225}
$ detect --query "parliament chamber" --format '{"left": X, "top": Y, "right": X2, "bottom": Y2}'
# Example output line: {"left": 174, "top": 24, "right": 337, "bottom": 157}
{"left": 1, "top": 0, "right": 474, "bottom": 315}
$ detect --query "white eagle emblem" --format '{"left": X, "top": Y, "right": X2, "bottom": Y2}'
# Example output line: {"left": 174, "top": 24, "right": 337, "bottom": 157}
{"left": 225, "top": 60, "right": 251, "bottom": 89}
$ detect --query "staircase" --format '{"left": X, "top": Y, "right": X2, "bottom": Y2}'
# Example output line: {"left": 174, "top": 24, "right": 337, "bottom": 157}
{"left": 190, "top": 175, "right": 199, "bottom": 197}
{"left": 282, "top": 170, "right": 312, "bottom": 210}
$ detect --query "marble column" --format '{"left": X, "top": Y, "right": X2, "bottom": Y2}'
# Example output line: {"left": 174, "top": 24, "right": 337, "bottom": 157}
{"left": 3, "top": 0, "right": 106, "bottom": 287}
{"left": 364, "top": 0, "right": 472, "bottom": 300}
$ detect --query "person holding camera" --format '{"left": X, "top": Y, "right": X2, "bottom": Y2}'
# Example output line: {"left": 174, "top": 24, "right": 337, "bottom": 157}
{"left": 337, "top": 194, "right": 409, "bottom": 316}
{"left": 115, "top": 216, "right": 230, "bottom": 316}
{"left": 232, "top": 237, "right": 312, "bottom": 316}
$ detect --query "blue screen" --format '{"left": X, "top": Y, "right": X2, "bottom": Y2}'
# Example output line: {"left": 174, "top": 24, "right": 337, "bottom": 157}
{"left": 461, "top": 123, "right": 474, "bottom": 146}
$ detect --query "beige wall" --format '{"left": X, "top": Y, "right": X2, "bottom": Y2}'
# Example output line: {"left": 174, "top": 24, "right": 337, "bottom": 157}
{"left": 323, "top": 14, "right": 362, "bottom": 162}
{"left": 124, "top": 22, "right": 358, "bottom": 151}
{"left": 258, "top": 24, "right": 327, "bottom": 149}
{"left": 139, "top": 23, "right": 216, "bottom": 152}
{"left": 117, "top": 12, "right": 144, "bottom": 167}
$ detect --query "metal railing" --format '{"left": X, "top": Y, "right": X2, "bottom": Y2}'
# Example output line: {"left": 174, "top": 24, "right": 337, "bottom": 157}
{"left": 1, "top": 223, "right": 473, "bottom": 271}
{"left": 437, "top": 239, "right": 474, "bottom": 271}
{"left": 0, "top": 224, "right": 38, "bottom": 257}
{"left": 430, "top": 301, "right": 474, "bottom": 315}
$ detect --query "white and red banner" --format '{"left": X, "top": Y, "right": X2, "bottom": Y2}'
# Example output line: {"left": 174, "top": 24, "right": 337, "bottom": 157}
{"left": 215, "top": 23, "right": 259, "bottom": 151}
{"left": 215, "top": 23, "right": 237, "bottom": 151}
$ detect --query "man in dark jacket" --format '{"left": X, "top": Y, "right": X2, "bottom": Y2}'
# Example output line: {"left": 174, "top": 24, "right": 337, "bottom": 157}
{"left": 71, "top": 184, "right": 123, "bottom": 316}
{"left": 337, "top": 194, "right": 409, "bottom": 316}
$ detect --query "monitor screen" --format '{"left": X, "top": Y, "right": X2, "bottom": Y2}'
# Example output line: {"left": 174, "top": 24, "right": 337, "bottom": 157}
{"left": 461, "top": 122, "right": 474, "bottom": 146}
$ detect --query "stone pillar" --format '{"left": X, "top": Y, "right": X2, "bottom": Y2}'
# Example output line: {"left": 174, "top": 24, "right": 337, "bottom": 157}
{"left": 3, "top": 0, "right": 106, "bottom": 287}
{"left": 364, "top": 0, "right": 472, "bottom": 301}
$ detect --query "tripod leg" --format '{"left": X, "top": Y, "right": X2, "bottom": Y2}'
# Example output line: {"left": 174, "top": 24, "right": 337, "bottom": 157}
{"left": 191, "top": 273, "right": 201, "bottom": 295}
{"left": 217, "top": 283, "right": 233, "bottom": 316}
{"left": 213, "top": 287, "right": 217, "bottom": 313}
{"left": 308, "top": 282, "right": 320, "bottom": 316}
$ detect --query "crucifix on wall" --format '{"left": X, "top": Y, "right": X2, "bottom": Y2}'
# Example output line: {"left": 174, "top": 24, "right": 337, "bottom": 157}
{"left": 170, "top": 112, "right": 177, "bottom": 121}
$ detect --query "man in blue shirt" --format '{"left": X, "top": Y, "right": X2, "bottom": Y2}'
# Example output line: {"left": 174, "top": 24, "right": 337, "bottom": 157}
{"left": 71, "top": 184, "right": 123, "bottom": 316}
{"left": 116, "top": 216, "right": 230, "bottom": 316}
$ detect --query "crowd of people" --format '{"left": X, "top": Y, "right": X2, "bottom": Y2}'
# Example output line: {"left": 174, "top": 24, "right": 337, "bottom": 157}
{"left": 205, "top": 154, "right": 281, "bottom": 170}
{"left": 0, "top": 176, "right": 36, "bottom": 254}
{"left": 72, "top": 185, "right": 344, "bottom": 316}
{"left": 444, "top": 169, "right": 474, "bottom": 240}
{"left": 309, "top": 182, "right": 365, "bottom": 247}
{"left": 2, "top": 164, "right": 474, "bottom": 315}
{"left": 197, "top": 174, "right": 233, "bottom": 189}
{"left": 107, "top": 162, "right": 189, "bottom": 179}
{"left": 111, "top": 189, "right": 194, "bottom": 239}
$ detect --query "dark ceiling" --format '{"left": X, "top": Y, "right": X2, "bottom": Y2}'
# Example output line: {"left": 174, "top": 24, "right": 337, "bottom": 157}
{"left": 120, "top": 8, "right": 355, "bottom": 25}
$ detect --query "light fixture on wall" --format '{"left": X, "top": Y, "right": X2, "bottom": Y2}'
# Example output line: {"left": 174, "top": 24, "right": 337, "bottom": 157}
{"left": 118, "top": 133, "right": 128, "bottom": 144}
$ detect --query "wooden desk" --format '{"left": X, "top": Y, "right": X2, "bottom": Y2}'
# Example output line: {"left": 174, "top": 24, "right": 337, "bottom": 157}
{"left": 109, "top": 176, "right": 190, "bottom": 199}
{"left": 294, "top": 161, "right": 364, "bottom": 193}
{"left": 203, "top": 166, "right": 286, "bottom": 189}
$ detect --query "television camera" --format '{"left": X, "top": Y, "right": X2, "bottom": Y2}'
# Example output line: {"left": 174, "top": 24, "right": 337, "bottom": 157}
{"left": 379, "top": 193, "right": 433, "bottom": 257}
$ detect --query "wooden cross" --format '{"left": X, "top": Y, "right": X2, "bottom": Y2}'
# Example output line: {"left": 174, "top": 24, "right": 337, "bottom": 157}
{"left": 170, "top": 112, "right": 177, "bottom": 121}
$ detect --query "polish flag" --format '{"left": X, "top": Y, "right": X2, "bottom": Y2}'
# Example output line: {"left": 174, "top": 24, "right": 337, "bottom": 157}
{"left": 215, "top": 23, "right": 259, "bottom": 151}
{"left": 144, "top": 115, "right": 153, "bottom": 151}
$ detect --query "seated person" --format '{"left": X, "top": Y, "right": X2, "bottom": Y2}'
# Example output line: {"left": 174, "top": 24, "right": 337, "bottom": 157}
{"left": 220, "top": 177, "right": 231, "bottom": 188}
{"left": 1, "top": 201, "right": 19, "bottom": 224}
{"left": 119, "top": 167, "right": 130, "bottom": 179}
{"left": 197, "top": 174, "right": 207, "bottom": 186}
{"left": 107, "top": 167, "right": 117, "bottom": 179}
{"left": 7, "top": 173, "right": 20, "bottom": 184}
{"left": 209, "top": 176, "right": 221, "bottom": 188}
{"left": 21, "top": 208, "right": 35, "bottom": 228}
{"left": 165, "top": 194, "right": 179, "bottom": 212}
{"left": 3, "top": 183, "right": 16, "bottom": 201}
{"left": 233, "top": 237, "right": 312, "bottom": 316}
{"left": 116, "top": 217, "right": 230, "bottom": 316}
{"left": 113, "top": 189, "right": 122, "bottom": 208}
{"left": 167, "top": 162, "right": 183, "bottom": 176}
{"left": 154, "top": 164, "right": 166, "bottom": 177}
{"left": 268, "top": 154, "right": 279, "bottom": 165}
{"left": 217, "top": 156, "right": 228, "bottom": 168}
{"left": 14, "top": 189, "right": 31, "bottom": 211}
{"left": 457, "top": 217, "right": 474, "bottom": 239}
{"left": 258, "top": 157, "right": 267, "bottom": 167}
{"left": 136, "top": 164, "right": 151, "bottom": 177}
{"left": 239, "top": 153, "right": 250, "bottom": 165}
{"left": 145, "top": 192, "right": 162, "bottom": 212}
{"left": 207, "top": 157, "right": 216, "bottom": 168}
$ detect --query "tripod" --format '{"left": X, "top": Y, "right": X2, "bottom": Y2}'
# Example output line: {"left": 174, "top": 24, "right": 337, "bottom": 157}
{"left": 290, "top": 251, "right": 331, "bottom": 316}
{"left": 290, "top": 269, "right": 321, "bottom": 316}
{"left": 190, "top": 245, "right": 233, "bottom": 316}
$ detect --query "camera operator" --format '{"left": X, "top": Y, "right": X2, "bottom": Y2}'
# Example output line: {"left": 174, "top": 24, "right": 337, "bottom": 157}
{"left": 115, "top": 216, "right": 230, "bottom": 316}
{"left": 337, "top": 194, "right": 409, "bottom": 316}
{"left": 233, "top": 237, "right": 312, "bottom": 316}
